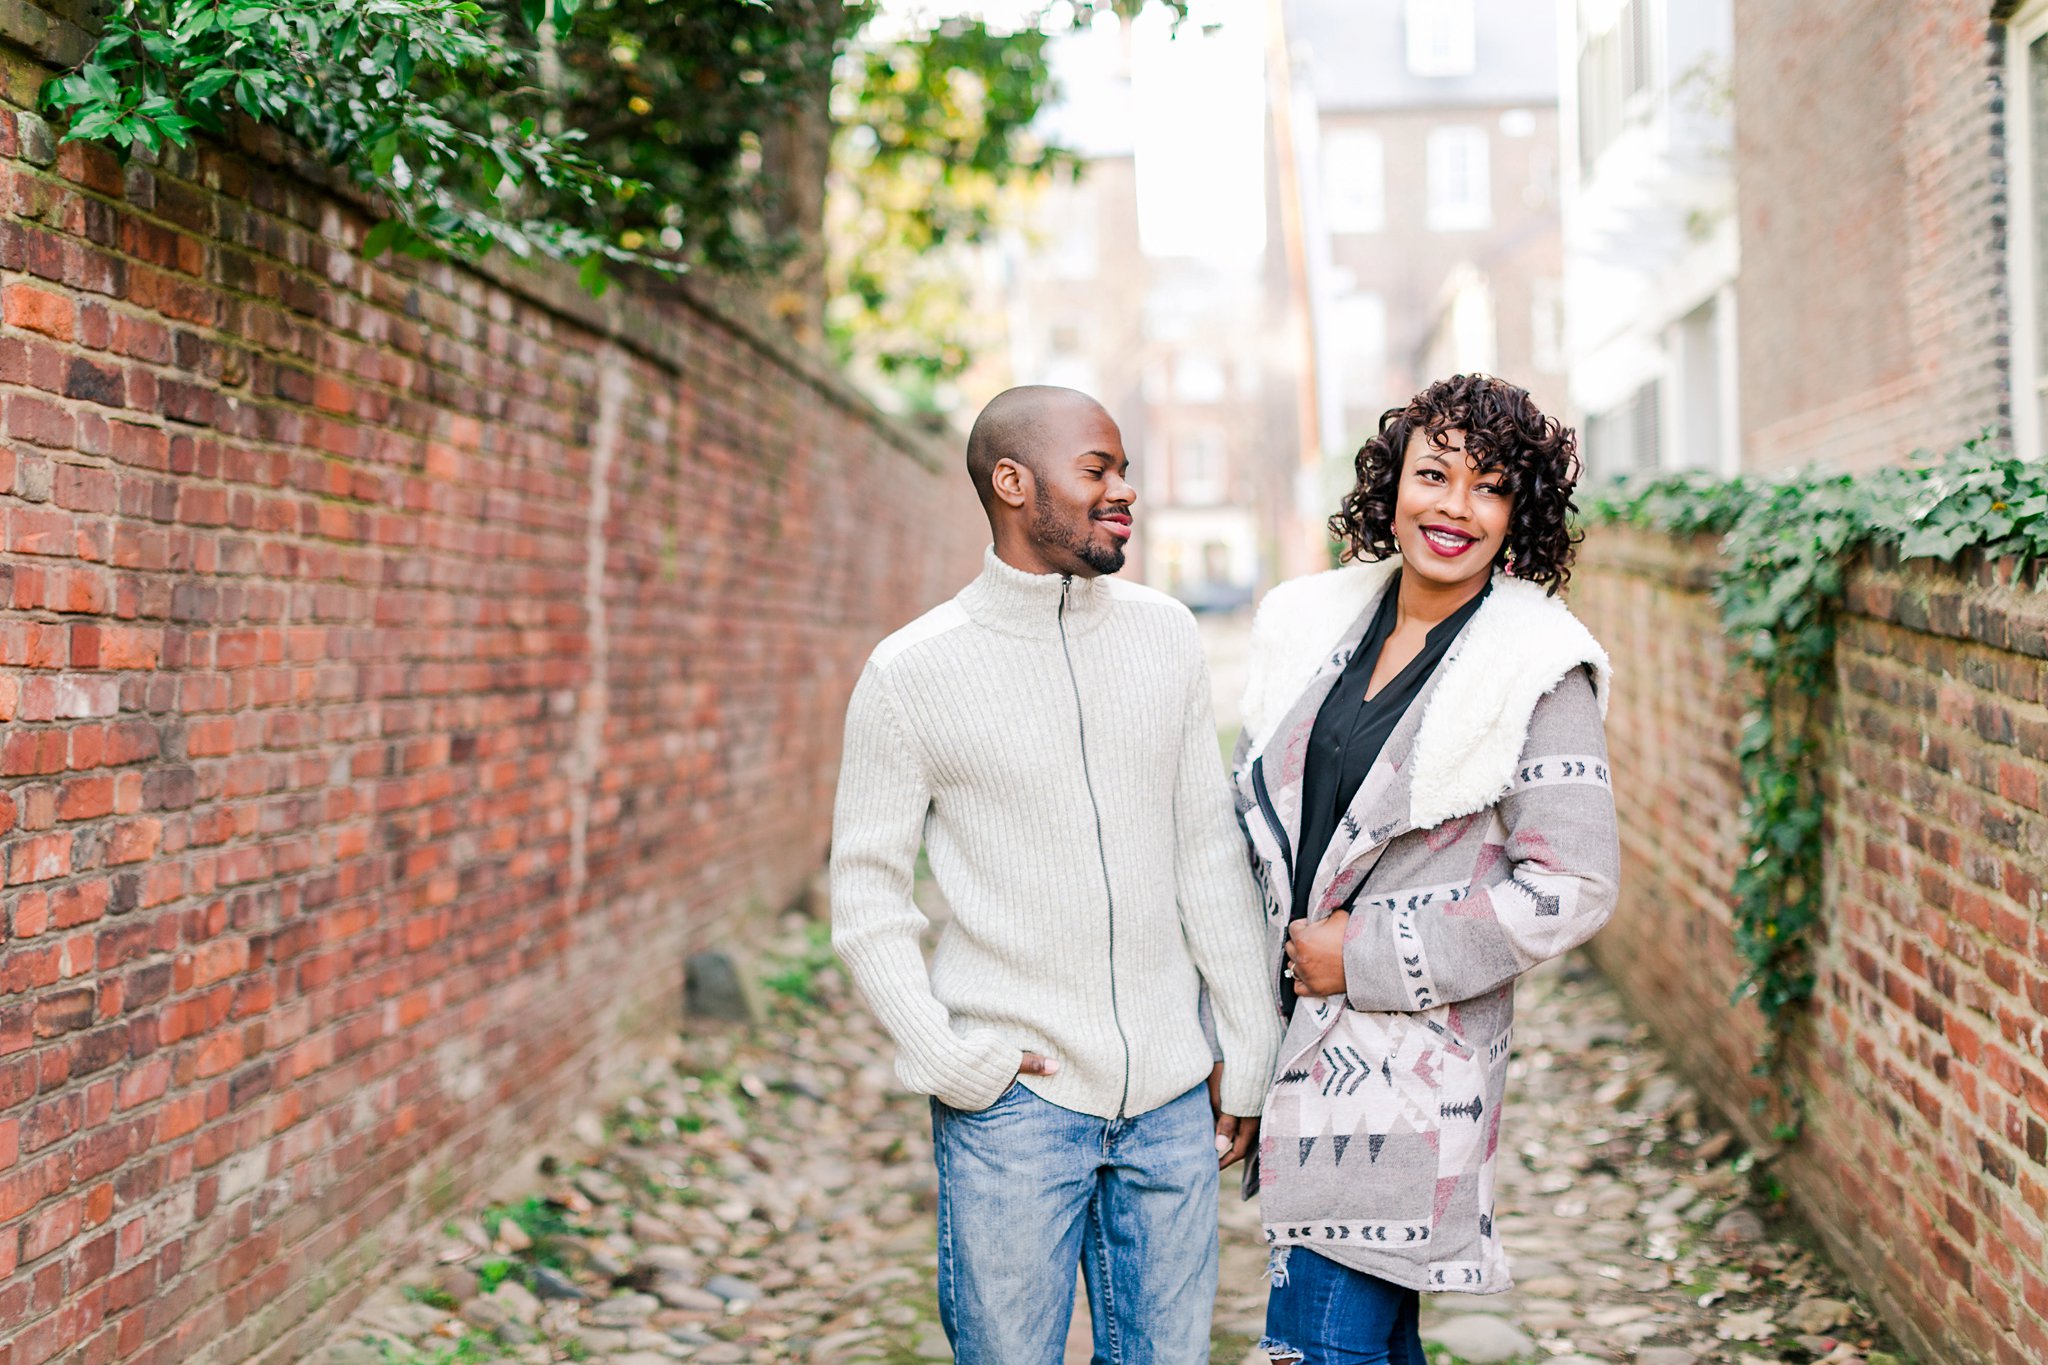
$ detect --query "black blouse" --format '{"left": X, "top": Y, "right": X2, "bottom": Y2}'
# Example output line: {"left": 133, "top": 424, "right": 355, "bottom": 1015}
{"left": 1288, "top": 574, "right": 1491, "bottom": 931}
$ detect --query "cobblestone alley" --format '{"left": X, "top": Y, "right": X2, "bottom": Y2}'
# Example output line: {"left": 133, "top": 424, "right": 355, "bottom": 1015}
{"left": 314, "top": 913, "right": 1909, "bottom": 1365}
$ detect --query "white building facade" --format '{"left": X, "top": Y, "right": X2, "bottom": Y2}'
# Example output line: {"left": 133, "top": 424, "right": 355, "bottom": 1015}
{"left": 1558, "top": 0, "right": 1739, "bottom": 479}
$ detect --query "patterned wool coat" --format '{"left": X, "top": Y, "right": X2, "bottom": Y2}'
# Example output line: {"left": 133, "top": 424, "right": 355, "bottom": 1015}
{"left": 1231, "top": 557, "right": 1620, "bottom": 1294}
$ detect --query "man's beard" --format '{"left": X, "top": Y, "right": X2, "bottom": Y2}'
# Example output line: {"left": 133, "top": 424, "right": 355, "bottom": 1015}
{"left": 1032, "top": 482, "right": 1126, "bottom": 575}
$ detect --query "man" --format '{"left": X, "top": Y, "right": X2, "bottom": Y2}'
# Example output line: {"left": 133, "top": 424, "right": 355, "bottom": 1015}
{"left": 831, "top": 385, "right": 1282, "bottom": 1364}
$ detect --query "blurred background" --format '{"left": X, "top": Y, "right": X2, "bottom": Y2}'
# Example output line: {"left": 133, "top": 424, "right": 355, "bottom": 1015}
{"left": 833, "top": 0, "right": 1732, "bottom": 612}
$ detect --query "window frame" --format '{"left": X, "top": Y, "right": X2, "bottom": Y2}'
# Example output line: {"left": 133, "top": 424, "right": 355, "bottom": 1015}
{"left": 2008, "top": 0, "right": 2048, "bottom": 460}
{"left": 1425, "top": 125, "right": 1493, "bottom": 232}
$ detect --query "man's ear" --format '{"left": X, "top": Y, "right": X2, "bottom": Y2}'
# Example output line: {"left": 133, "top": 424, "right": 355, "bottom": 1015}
{"left": 990, "top": 456, "right": 1032, "bottom": 511}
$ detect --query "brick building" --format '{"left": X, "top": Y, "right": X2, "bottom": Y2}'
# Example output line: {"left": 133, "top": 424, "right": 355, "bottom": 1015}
{"left": 1567, "top": 5, "right": 2048, "bottom": 1364}
{"left": 1732, "top": 0, "right": 2012, "bottom": 472}
{"left": 1273, "top": 0, "right": 1568, "bottom": 468}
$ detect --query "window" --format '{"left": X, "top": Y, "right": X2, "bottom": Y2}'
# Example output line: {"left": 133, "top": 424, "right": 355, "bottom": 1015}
{"left": 1576, "top": 0, "right": 1656, "bottom": 174}
{"left": 2007, "top": 1, "right": 2048, "bottom": 458}
{"left": 1322, "top": 129, "right": 1385, "bottom": 234}
{"left": 1406, "top": 0, "right": 1476, "bottom": 78}
{"left": 1176, "top": 426, "right": 1227, "bottom": 505}
{"left": 1583, "top": 380, "right": 1663, "bottom": 481}
{"left": 1426, "top": 126, "right": 1491, "bottom": 231}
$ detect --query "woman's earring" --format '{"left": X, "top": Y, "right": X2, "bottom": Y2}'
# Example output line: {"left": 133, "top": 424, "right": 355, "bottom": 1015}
{"left": 1503, "top": 550, "right": 1517, "bottom": 576}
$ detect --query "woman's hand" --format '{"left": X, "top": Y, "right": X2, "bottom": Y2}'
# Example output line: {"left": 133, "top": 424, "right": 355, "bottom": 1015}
{"left": 1285, "top": 911, "right": 1350, "bottom": 997}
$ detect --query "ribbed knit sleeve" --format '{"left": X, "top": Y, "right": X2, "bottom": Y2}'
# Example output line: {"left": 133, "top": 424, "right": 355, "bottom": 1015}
{"left": 830, "top": 663, "right": 1021, "bottom": 1111}
{"left": 1172, "top": 656, "right": 1284, "bottom": 1116}
{"left": 1343, "top": 667, "right": 1620, "bottom": 1012}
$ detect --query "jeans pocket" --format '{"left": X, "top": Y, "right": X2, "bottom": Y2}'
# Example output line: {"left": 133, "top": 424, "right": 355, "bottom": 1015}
{"left": 950, "top": 1077, "right": 1025, "bottom": 1118}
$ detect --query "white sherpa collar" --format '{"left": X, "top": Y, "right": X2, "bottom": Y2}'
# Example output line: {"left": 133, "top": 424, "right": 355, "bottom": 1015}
{"left": 1240, "top": 560, "right": 1611, "bottom": 831}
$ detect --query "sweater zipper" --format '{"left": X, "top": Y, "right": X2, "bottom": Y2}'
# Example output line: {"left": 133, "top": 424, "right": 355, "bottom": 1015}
{"left": 1059, "top": 574, "right": 1133, "bottom": 1120}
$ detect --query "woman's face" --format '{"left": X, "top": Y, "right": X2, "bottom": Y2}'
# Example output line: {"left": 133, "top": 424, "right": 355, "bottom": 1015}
{"left": 1392, "top": 427, "right": 1513, "bottom": 591}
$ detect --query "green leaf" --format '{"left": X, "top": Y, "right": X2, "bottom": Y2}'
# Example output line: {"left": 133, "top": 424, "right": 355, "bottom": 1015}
{"left": 361, "top": 217, "right": 405, "bottom": 259}
{"left": 187, "top": 68, "right": 238, "bottom": 100}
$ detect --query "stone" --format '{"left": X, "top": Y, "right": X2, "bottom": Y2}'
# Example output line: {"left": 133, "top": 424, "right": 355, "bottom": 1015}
{"left": 576, "top": 1169, "right": 630, "bottom": 1204}
{"left": 637, "top": 1244, "right": 700, "bottom": 1278}
{"left": 1694, "top": 1131, "right": 1735, "bottom": 1162}
{"left": 1421, "top": 1315, "right": 1536, "bottom": 1363}
{"left": 1587, "top": 1304, "right": 1654, "bottom": 1327}
{"left": 1711, "top": 1208, "right": 1767, "bottom": 1244}
{"left": 1783, "top": 1297, "right": 1854, "bottom": 1334}
{"left": 459, "top": 1296, "right": 533, "bottom": 1343}
{"left": 325, "top": 1342, "right": 387, "bottom": 1365}
{"left": 588, "top": 1292, "right": 660, "bottom": 1328}
{"left": 1631, "top": 1351, "right": 1700, "bottom": 1365}
{"left": 702, "top": 1273, "right": 761, "bottom": 1303}
{"left": 1588, "top": 1184, "right": 1641, "bottom": 1219}
{"left": 490, "top": 1281, "right": 543, "bottom": 1326}
{"left": 913, "top": 1326, "right": 954, "bottom": 1359}
{"left": 434, "top": 1265, "right": 480, "bottom": 1303}
{"left": 686, "top": 951, "right": 761, "bottom": 1023}
{"left": 1518, "top": 1274, "right": 1580, "bottom": 1298}
{"left": 529, "top": 1266, "right": 589, "bottom": 1302}
{"left": 496, "top": 1220, "right": 533, "bottom": 1252}
{"left": 359, "top": 1299, "right": 449, "bottom": 1338}
{"left": 650, "top": 1275, "right": 724, "bottom": 1312}
{"left": 572, "top": 1326, "right": 630, "bottom": 1354}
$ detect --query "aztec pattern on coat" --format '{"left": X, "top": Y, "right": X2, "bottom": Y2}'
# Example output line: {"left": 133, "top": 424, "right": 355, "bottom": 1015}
{"left": 1232, "top": 557, "right": 1620, "bottom": 1294}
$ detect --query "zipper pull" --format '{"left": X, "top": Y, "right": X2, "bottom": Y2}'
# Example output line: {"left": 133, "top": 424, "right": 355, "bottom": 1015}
{"left": 1060, "top": 573, "right": 1072, "bottom": 613}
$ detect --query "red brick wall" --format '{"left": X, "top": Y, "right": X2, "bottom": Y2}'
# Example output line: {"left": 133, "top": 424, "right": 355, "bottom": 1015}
{"left": 0, "top": 85, "right": 985, "bottom": 1365}
{"left": 1576, "top": 526, "right": 2048, "bottom": 1365}
{"left": 1732, "top": 0, "right": 2012, "bottom": 472}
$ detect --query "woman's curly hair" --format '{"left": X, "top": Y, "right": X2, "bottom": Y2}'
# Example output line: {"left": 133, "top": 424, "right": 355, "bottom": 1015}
{"left": 1329, "top": 373, "right": 1582, "bottom": 595}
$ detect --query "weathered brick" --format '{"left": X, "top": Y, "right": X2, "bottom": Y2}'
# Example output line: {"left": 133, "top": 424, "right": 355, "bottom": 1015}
{"left": 0, "top": 72, "right": 979, "bottom": 1365}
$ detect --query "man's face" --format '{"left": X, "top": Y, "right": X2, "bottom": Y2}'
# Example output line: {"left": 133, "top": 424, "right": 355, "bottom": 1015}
{"left": 1020, "top": 404, "right": 1136, "bottom": 576}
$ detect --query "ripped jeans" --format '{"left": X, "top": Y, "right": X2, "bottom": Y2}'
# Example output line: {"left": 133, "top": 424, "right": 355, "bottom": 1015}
{"left": 1261, "top": 1246, "right": 1426, "bottom": 1365}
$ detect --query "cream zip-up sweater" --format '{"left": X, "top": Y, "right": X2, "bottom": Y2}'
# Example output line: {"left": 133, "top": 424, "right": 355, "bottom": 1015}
{"left": 830, "top": 548, "right": 1283, "bottom": 1119}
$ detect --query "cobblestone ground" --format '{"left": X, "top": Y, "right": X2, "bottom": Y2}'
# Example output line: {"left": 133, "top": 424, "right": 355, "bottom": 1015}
{"left": 316, "top": 918, "right": 1910, "bottom": 1365}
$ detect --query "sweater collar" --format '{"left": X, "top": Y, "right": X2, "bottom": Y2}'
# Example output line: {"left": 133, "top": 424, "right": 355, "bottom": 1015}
{"left": 957, "top": 544, "right": 1112, "bottom": 639}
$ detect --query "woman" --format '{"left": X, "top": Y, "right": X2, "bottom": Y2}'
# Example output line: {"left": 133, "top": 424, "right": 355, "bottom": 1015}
{"left": 1232, "top": 374, "right": 1620, "bottom": 1364}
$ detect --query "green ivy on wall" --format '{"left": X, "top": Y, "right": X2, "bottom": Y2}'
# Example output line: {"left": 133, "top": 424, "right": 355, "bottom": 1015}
{"left": 1586, "top": 434, "right": 2040, "bottom": 1138}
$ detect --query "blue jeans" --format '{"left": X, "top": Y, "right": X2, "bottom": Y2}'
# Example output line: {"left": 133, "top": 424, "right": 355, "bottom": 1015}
{"left": 1261, "top": 1247, "right": 1425, "bottom": 1365}
{"left": 930, "top": 1079, "right": 1220, "bottom": 1365}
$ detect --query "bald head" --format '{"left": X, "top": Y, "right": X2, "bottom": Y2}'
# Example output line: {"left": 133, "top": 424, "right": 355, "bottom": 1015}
{"left": 965, "top": 385, "right": 1108, "bottom": 508}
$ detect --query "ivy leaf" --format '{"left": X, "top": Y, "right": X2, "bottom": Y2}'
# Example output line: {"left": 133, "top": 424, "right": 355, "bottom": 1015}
{"left": 361, "top": 217, "right": 406, "bottom": 259}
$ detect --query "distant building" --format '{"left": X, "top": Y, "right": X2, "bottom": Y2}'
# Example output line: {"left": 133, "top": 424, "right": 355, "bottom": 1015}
{"left": 1004, "top": 18, "right": 1288, "bottom": 607}
{"left": 1271, "top": 0, "right": 1567, "bottom": 517}
{"left": 1559, "top": 0, "right": 1739, "bottom": 481}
